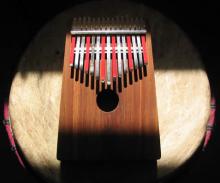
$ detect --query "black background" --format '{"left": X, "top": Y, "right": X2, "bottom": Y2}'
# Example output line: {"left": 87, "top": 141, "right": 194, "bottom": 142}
{"left": 0, "top": 0, "right": 220, "bottom": 182}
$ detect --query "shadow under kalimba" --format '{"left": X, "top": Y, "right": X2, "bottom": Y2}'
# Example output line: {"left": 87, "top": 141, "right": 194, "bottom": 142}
{"left": 60, "top": 159, "right": 157, "bottom": 183}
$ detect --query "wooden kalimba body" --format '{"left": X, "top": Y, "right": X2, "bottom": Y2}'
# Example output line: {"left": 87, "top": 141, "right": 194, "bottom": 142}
{"left": 57, "top": 17, "right": 161, "bottom": 160}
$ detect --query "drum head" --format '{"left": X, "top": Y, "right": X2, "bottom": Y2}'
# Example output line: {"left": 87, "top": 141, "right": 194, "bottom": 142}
{"left": 9, "top": 1, "right": 210, "bottom": 182}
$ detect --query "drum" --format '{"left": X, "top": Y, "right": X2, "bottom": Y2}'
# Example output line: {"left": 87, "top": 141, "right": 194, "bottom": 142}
{"left": 9, "top": 1, "right": 210, "bottom": 183}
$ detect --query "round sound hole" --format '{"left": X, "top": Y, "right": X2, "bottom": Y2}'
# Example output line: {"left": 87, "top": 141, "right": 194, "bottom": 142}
{"left": 96, "top": 89, "right": 119, "bottom": 112}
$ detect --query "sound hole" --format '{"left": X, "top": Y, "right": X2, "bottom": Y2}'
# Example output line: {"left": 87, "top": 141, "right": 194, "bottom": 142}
{"left": 96, "top": 89, "right": 119, "bottom": 112}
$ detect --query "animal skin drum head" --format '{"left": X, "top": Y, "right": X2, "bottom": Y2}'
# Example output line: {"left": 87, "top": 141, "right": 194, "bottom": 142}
{"left": 9, "top": 1, "right": 210, "bottom": 183}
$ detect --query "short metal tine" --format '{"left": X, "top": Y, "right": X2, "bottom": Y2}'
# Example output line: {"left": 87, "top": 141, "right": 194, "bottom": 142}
{"left": 106, "top": 35, "right": 111, "bottom": 85}
{"left": 117, "top": 35, "right": 123, "bottom": 77}
{"left": 122, "top": 35, "right": 128, "bottom": 73}
{"left": 90, "top": 36, "right": 95, "bottom": 75}
{"left": 79, "top": 36, "right": 85, "bottom": 70}
{"left": 95, "top": 36, "right": 101, "bottom": 79}
{"left": 136, "top": 35, "right": 143, "bottom": 68}
{"left": 74, "top": 36, "right": 81, "bottom": 69}
{"left": 132, "top": 35, "right": 138, "bottom": 69}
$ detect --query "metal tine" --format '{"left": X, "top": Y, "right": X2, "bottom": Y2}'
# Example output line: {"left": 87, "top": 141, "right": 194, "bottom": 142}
{"left": 108, "top": 17, "right": 113, "bottom": 30}
{"left": 134, "top": 17, "right": 139, "bottom": 30}
{"left": 107, "top": 17, "right": 112, "bottom": 31}
{"left": 120, "top": 16, "right": 125, "bottom": 30}
{"left": 83, "top": 16, "right": 89, "bottom": 31}
{"left": 139, "top": 17, "right": 143, "bottom": 29}
{"left": 91, "top": 17, "right": 96, "bottom": 31}
{"left": 95, "top": 35, "right": 101, "bottom": 80}
{"left": 78, "top": 17, "right": 87, "bottom": 71}
{"left": 77, "top": 17, "right": 82, "bottom": 30}
{"left": 74, "top": 17, "right": 80, "bottom": 31}
{"left": 105, "top": 17, "right": 110, "bottom": 30}
{"left": 108, "top": 17, "right": 112, "bottom": 30}
{"left": 116, "top": 16, "right": 120, "bottom": 31}
{"left": 118, "top": 16, "right": 123, "bottom": 30}
{"left": 106, "top": 35, "right": 111, "bottom": 85}
{"left": 101, "top": 17, "right": 106, "bottom": 32}
{"left": 97, "top": 17, "right": 101, "bottom": 30}
{"left": 120, "top": 16, "right": 126, "bottom": 30}
{"left": 140, "top": 17, "right": 146, "bottom": 30}
{"left": 134, "top": 16, "right": 145, "bottom": 67}
{"left": 79, "top": 35, "right": 85, "bottom": 70}
{"left": 117, "top": 35, "right": 123, "bottom": 77}
{"left": 132, "top": 35, "right": 138, "bottom": 69}
{"left": 136, "top": 35, "right": 143, "bottom": 68}
{"left": 87, "top": 17, "right": 91, "bottom": 30}
{"left": 71, "top": 17, "right": 77, "bottom": 31}
{"left": 110, "top": 17, "right": 116, "bottom": 30}
{"left": 90, "top": 36, "right": 95, "bottom": 75}
{"left": 82, "top": 16, "right": 86, "bottom": 30}
{"left": 74, "top": 36, "right": 81, "bottom": 69}
{"left": 122, "top": 35, "right": 128, "bottom": 73}
{"left": 130, "top": 17, "right": 135, "bottom": 31}
{"left": 134, "top": 17, "right": 138, "bottom": 30}
{"left": 100, "top": 17, "right": 103, "bottom": 31}
{"left": 97, "top": 17, "right": 102, "bottom": 30}
{"left": 72, "top": 17, "right": 76, "bottom": 30}
{"left": 95, "top": 17, "right": 101, "bottom": 80}
{"left": 137, "top": 17, "right": 145, "bottom": 68}
{"left": 124, "top": 16, "right": 130, "bottom": 30}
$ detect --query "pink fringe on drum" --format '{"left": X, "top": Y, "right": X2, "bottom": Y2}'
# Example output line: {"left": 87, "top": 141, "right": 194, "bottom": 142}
{"left": 2, "top": 101, "right": 25, "bottom": 168}
{"left": 203, "top": 97, "right": 216, "bottom": 150}
{"left": 1, "top": 97, "right": 216, "bottom": 167}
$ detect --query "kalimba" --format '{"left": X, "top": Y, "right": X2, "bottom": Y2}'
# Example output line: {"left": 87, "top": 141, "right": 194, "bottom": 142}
{"left": 57, "top": 17, "right": 161, "bottom": 160}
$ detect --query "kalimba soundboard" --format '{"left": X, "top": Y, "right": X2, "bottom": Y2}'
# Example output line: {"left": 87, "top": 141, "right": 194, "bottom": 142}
{"left": 57, "top": 17, "right": 161, "bottom": 160}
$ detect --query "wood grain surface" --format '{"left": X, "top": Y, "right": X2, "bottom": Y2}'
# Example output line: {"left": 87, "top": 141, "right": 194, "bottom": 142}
{"left": 57, "top": 32, "right": 160, "bottom": 161}
{"left": 8, "top": 2, "right": 210, "bottom": 182}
